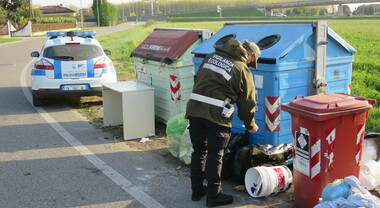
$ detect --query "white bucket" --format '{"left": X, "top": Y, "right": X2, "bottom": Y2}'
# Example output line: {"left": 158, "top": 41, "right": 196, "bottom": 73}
{"left": 244, "top": 165, "right": 293, "bottom": 198}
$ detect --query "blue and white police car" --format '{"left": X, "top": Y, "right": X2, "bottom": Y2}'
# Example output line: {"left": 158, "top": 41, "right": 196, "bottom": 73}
{"left": 30, "top": 31, "right": 117, "bottom": 106}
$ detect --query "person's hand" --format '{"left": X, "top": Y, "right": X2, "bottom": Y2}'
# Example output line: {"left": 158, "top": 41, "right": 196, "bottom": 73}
{"left": 247, "top": 123, "right": 259, "bottom": 133}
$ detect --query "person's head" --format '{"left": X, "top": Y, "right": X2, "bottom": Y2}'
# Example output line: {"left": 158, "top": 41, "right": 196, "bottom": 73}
{"left": 242, "top": 40, "right": 261, "bottom": 69}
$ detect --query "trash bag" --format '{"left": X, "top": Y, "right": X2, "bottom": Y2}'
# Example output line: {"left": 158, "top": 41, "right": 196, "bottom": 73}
{"left": 364, "top": 132, "right": 380, "bottom": 161}
{"left": 359, "top": 133, "right": 380, "bottom": 190}
{"left": 232, "top": 145, "right": 253, "bottom": 184}
{"left": 360, "top": 160, "right": 380, "bottom": 190}
{"left": 166, "top": 113, "right": 193, "bottom": 165}
{"left": 178, "top": 128, "right": 192, "bottom": 165}
{"left": 250, "top": 143, "right": 293, "bottom": 167}
{"left": 322, "top": 179, "right": 351, "bottom": 202}
{"left": 222, "top": 133, "right": 249, "bottom": 179}
{"left": 232, "top": 143, "right": 293, "bottom": 184}
{"left": 315, "top": 176, "right": 380, "bottom": 208}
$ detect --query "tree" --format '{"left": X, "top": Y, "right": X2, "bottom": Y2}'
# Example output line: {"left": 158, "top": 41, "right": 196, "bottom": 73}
{"left": 342, "top": 5, "right": 351, "bottom": 15}
{"left": 319, "top": 8, "right": 328, "bottom": 16}
{"left": 99, "top": 2, "right": 117, "bottom": 26}
{"left": 0, "top": 0, "right": 29, "bottom": 28}
{"left": 353, "top": 5, "right": 374, "bottom": 15}
{"left": 92, "top": 0, "right": 108, "bottom": 25}
{"left": 0, "top": 7, "right": 7, "bottom": 25}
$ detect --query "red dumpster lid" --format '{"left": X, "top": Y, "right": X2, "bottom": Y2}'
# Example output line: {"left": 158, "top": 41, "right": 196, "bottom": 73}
{"left": 288, "top": 93, "right": 374, "bottom": 113}
{"left": 131, "top": 29, "right": 199, "bottom": 64}
{"left": 281, "top": 93, "right": 376, "bottom": 121}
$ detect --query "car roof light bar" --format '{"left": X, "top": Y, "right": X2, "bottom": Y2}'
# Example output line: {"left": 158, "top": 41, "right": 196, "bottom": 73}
{"left": 46, "top": 31, "right": 96, "bottom": 38}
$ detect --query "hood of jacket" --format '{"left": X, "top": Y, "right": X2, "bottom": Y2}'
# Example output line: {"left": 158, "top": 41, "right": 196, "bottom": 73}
{"left": 214, "top": 39, "right": 249, "bottom": 63}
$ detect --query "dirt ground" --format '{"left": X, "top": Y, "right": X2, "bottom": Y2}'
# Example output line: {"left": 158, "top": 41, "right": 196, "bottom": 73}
{"left": 72, "top": 97, "right": 380, "bottom": 207}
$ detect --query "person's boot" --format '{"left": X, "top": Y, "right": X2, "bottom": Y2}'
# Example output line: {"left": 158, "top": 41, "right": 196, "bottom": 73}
{"left": 206, "top": 193, "right": 233, "bottom": 207}
{"left": 192, "top": 185, "right": 207, "bottom": 201}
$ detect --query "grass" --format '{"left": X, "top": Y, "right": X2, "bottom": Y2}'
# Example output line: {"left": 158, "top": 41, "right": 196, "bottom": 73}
{"left": 96, "top": 26, "right": 153, "bottom": 81}
{"left": 82, "top": 19, "right": 380, "bottom": 133}
{"left": 328, "top": 20, "right": 380, "bottom": 132}
{"left": 0, "top": 37, "right": 22, "bottom": 44}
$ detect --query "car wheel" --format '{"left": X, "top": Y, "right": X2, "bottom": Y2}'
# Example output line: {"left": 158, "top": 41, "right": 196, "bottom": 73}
{"left": 33, "top": 95, "right": 44, "bottom": 107}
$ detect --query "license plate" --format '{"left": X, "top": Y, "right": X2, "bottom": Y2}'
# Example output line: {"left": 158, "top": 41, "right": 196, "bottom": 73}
{"left": 61, "top": 84, "right": 88, "bottom": 91}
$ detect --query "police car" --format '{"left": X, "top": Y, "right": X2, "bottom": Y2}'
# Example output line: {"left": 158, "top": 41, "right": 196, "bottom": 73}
{"left": 30, "top": 31, "right": 117, "bottom": 106}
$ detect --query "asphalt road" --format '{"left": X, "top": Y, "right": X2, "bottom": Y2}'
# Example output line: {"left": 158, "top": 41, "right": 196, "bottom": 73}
{"left": 0, "top": 22, "right": 295, "bottom": 208}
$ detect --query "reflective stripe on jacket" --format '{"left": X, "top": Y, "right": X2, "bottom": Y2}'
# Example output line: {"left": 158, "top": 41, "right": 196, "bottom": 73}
{"left": 185, "top": 39, "right": 257, "bottom": 129}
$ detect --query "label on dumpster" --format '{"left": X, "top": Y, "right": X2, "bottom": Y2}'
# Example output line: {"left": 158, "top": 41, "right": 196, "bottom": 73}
{"left": 254, "top": 75, "right": 263, "bottom": 89}
{"left": 294, "top": 130, "right": 310, "bottom": 176}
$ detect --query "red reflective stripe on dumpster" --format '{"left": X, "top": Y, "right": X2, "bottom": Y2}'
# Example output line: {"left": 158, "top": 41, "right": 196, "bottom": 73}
{"left": 170, "top": 75, "right": 181, "bottom": 101}
{"left": 355, "top": 124, "right": 365, "bottom": 165}
{"left": 310, "top": 136, "right": 321, "bottom": 181}
{"left": 265, "top": 96, "right": 280, "bottom": 132}
{"left": 324, "top": 128, "right": 336, "bottom": 172}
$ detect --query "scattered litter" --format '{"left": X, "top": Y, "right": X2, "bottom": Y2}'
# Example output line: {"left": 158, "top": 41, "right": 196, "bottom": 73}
{"left": 315, "top": 176, "right": 380, "bottom": 208}
{"left": 139, "top": 137, "right": 150, "bottom": 143}
{"left": 136, "top": 167, "right": 144, "bottom": 171}
{"left": 175, "top": 166, "right": 182, "bottom": 170}
{"left": 233, "top": 185, "right": 246, "bottom": 192}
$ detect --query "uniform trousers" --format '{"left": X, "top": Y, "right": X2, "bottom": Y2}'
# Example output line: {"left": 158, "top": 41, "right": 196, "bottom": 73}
{"left": 188, "top": 117, "right": 231, "bottom": 197}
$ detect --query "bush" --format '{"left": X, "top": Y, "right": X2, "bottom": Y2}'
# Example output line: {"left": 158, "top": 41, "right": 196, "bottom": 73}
{"left": 145, "top": 19, "right": 157, "bottom": 27}
{"left": 31, "top": 16, "right": 76, "bottom": 24}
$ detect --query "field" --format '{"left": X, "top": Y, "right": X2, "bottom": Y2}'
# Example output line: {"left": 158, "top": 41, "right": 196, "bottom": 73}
{"left": 94, "top": 19, "right": 380, "bottom": 132}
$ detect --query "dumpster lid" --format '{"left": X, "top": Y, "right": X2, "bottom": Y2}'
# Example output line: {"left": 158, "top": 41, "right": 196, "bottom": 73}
{"left": 192, "top": 22, "right": 356, "bottom": 62}
{"left": 131, "top": 29, "right": 199, "bottom": 64}
{"left": 288, "top": 93, "right": 375, "bottom": 113}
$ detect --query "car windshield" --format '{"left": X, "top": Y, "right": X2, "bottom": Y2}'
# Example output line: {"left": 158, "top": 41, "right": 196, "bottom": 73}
{"left": 43, "top": 44, "right": 103, "bottom": 61}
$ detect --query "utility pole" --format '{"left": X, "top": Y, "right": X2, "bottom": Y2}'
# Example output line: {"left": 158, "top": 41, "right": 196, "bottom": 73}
{"left": 80, "top": 0, "right": 84, "bottom": 30}
{"left": 217, "top": 5, "right": 222, "bottom": 18}
{"left": 97, "top": 0, "right": 100, "bottom": 26}
{"left": 136, "top": 1, "right": 139, "bottom": 23}
{"left": 145, "top": 0, "right": 154, "bottom": 16}
{"left": 151, "top": 0, "right": 154, "bottom": 16}
{"left": 29, "top": 0, "right": 33, "bottom": 18}
{"left": 122, "top": 0, "right": 125, "bottom": 22}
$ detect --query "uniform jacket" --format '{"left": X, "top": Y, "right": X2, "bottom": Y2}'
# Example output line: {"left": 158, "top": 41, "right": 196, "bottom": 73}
{"left": 185, "top": 39, "right": 257, "bottom": 130}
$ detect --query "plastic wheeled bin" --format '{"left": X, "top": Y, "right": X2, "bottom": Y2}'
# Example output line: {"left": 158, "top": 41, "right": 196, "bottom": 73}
{"left": 191, "top": 21, "right": 356, "bottom": 145}
{"left": 131, "top": 28, "right": 212, "bottom": 122}
{"left": 281, "top": 93, "right": 376, "bottom": 208}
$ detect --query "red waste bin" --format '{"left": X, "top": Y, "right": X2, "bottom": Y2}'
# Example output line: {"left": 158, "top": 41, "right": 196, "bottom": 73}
{"left": 281, "top": 93, "right": 376, "bottom": 208}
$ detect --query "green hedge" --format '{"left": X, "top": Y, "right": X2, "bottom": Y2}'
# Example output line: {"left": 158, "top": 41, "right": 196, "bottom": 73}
{"left": 31, "top": 16, "right": 77, "bottom": 24}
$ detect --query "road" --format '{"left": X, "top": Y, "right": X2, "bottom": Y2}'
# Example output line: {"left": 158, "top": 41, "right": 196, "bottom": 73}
{"left": 0, "top": 22, "right": 295, "bottom": 208}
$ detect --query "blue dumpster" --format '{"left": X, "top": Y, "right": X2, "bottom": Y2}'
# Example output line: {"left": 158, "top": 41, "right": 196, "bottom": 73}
{"left": 191, "top": 22, "right": 356, "bottom": 145}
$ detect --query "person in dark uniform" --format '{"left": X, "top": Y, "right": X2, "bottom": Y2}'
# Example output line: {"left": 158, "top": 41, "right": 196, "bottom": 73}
{"left": 186, "top": 39, "right": 261, "bottom": 207}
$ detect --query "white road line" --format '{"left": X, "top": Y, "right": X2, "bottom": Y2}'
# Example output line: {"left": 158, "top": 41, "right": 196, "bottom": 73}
{"left": 21, "top": 59, "right": 165, "bottom": 208}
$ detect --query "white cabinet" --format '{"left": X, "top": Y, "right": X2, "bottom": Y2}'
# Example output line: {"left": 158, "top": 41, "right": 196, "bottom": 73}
{"left": 102, "top": 81, "right": 155, "bottom": 140}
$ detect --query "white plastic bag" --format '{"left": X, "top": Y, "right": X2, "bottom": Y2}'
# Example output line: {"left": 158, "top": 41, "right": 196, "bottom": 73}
{"left": 360, "top": 160, "right": 380, "bottom": 190}
{"left": 359, "top": 139, "right": 380, "bottom": 190}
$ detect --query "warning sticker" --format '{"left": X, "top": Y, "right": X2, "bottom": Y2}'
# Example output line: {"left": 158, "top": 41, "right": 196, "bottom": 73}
{"left": 294, "top": 130, "right": 310, "bottom": 177}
